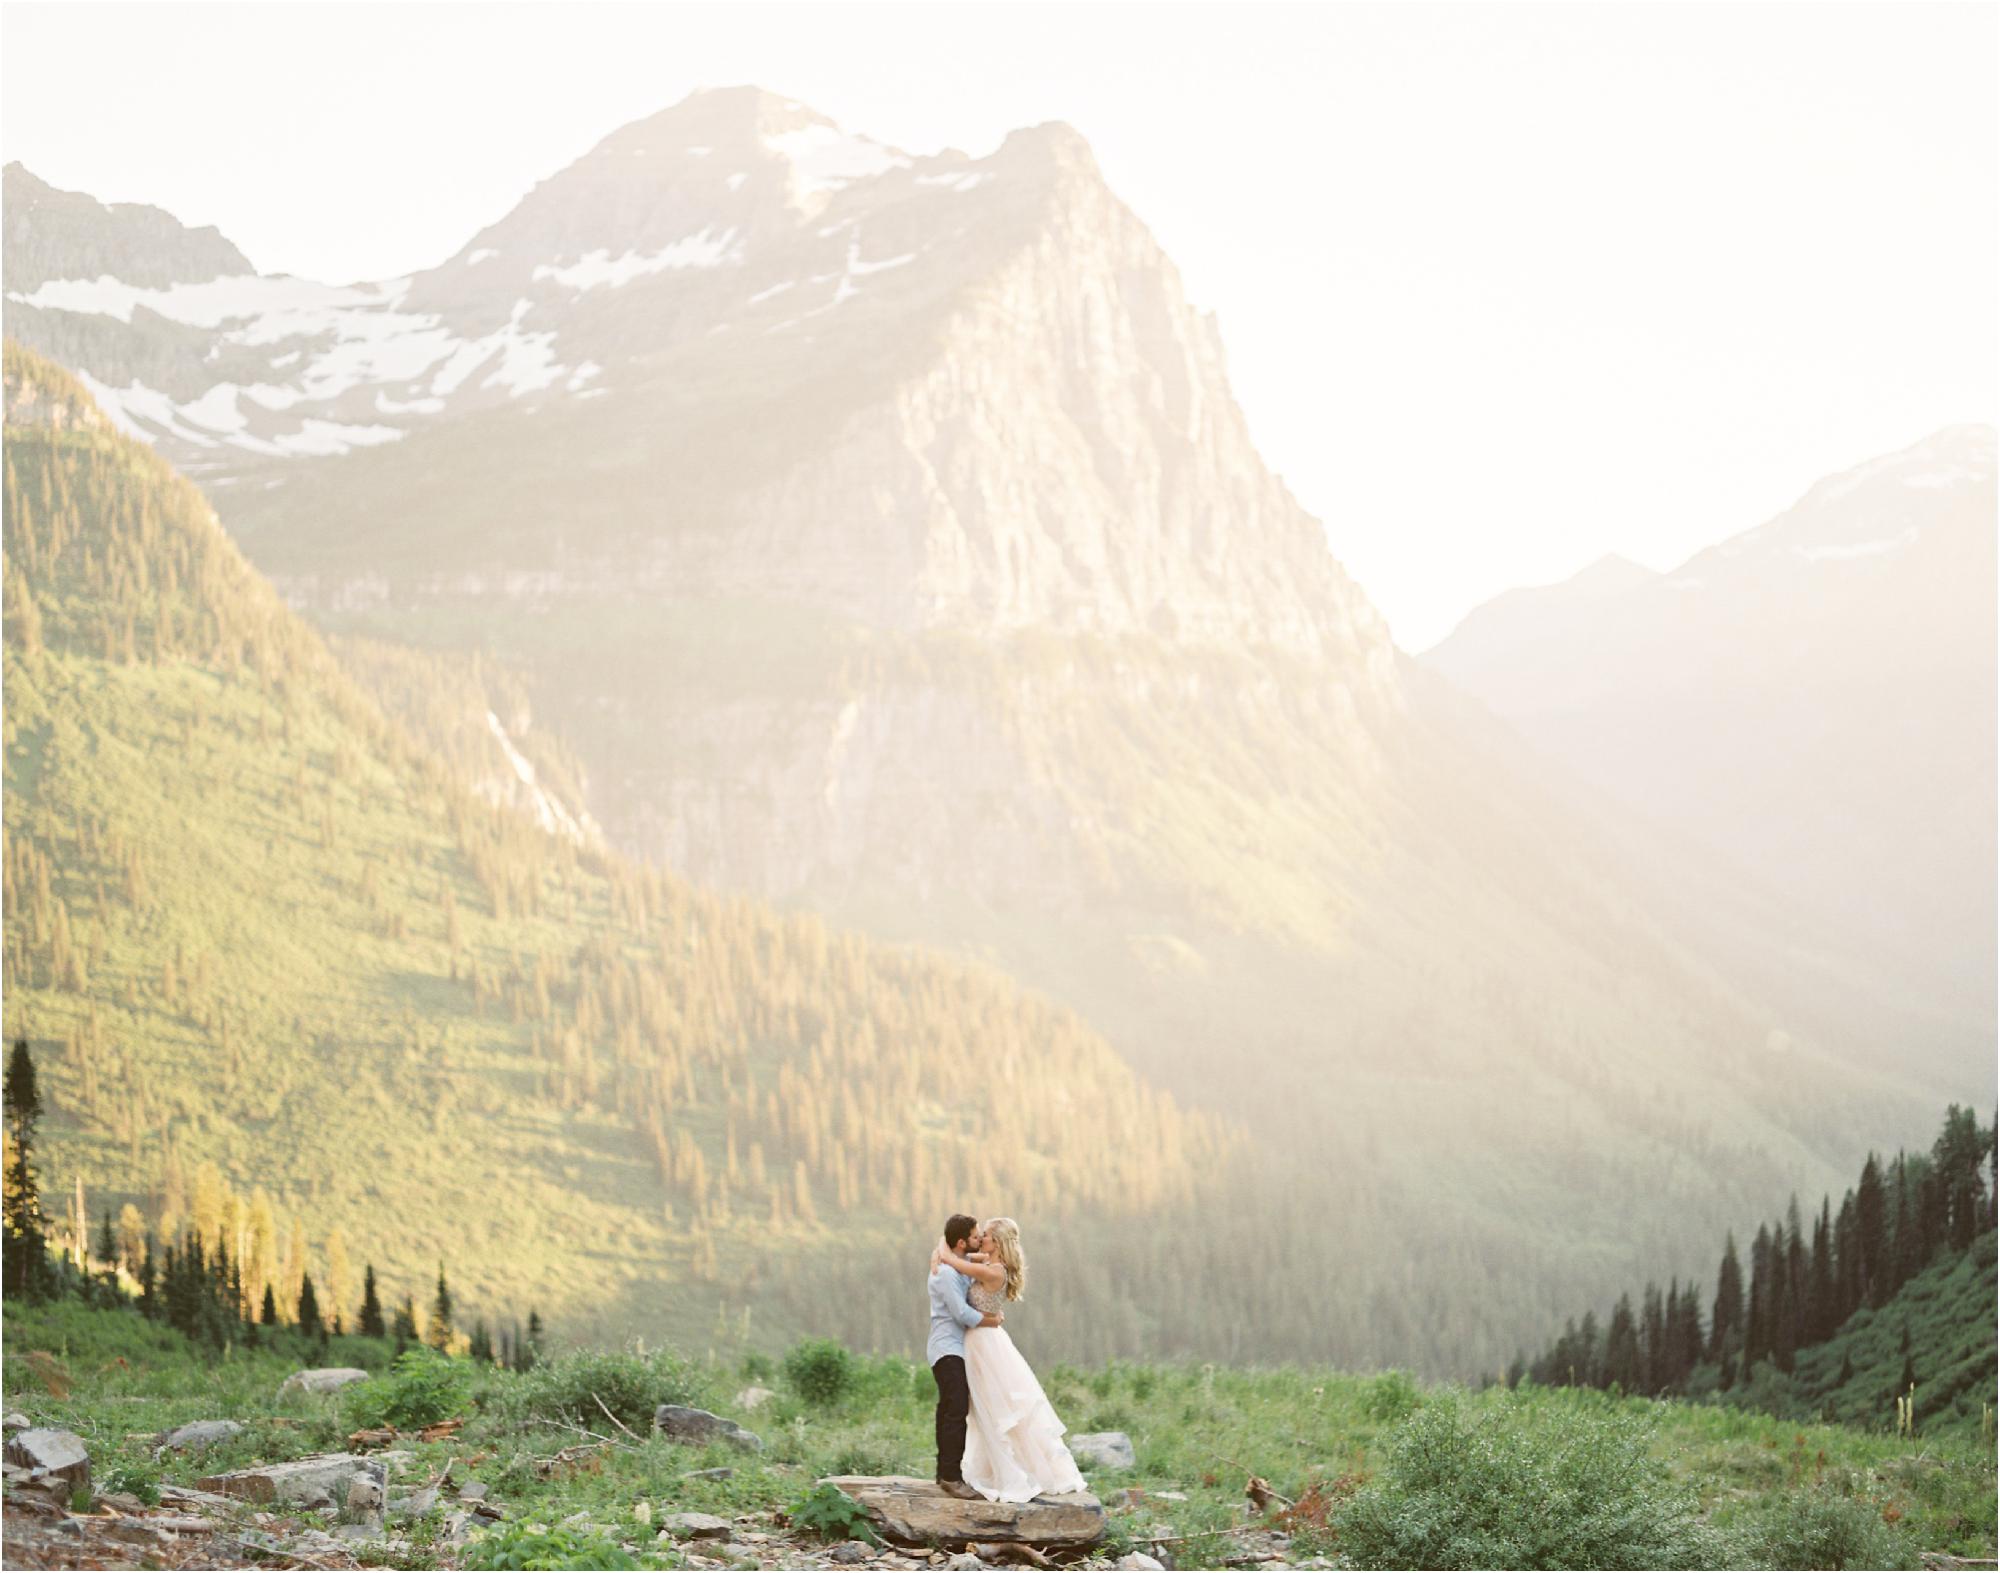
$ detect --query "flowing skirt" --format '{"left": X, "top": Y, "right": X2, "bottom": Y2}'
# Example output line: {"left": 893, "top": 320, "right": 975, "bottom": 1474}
{"left": 960, "top": 1324, "right": 1088, "bottom": 1504}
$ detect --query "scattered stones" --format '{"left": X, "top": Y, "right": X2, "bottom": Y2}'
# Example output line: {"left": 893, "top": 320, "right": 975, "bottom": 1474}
{"left": 276, "top": 1366, "right": 370, "bottom": 1398}
{"left": 5, "top": 1427, "right": 91, "bottom": 1495}
{"left": 734, "top": 1384, "right": 778, "bottom": 1411}
{"left": 390, "top": 1483, "right": 441, "bottom": 1519}
{"left": 154, "top": 1419, "right": 244, "bottom": 1453}
{"left": 1118, "top": 1556, "right": 1167, "bottom": 1571}
{"left": 656, "top": 1404, "right": 764, "bottom": 1451}
{"left": 829, "top": 1540, "right": 873, "bottom": 1564}
{"left": 663, "top": 1511, "right": 734, "bottom": 1539}
{"left": 1067, "top": 1432, "right": 1135, "bottom": 1471}
{"left": 685, "top": 1466, "right": 736, "bottom": 1481}
{"left": 459, "top": 1479, "right": 489, "bottom": 1503}
{"left": 198, "top": 1452, "right": 384, "bottom": 1512}
{"left": 344, "top": 1470, "right": 386, "bottom": 1528}
{"left": 949, "top": 1555, "right": 985, "bottom": 1570}
{"left": 820, "top": 1476, "right": 1104, "bottom": 1551}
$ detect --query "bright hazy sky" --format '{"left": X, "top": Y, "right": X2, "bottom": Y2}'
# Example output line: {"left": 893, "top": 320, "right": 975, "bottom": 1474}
{"left": 4, "top": 1, "right": 1994, "bottom": 647}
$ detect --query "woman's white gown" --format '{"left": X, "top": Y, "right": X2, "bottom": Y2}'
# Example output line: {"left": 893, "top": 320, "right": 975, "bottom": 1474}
{"left": 960, "top": 1280, "right": 1088, "bottom": 1503}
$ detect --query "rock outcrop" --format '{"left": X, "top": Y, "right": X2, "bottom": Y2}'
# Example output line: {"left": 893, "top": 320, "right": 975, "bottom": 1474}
{"left": 1068, "top": 1431, "right": 1136, "bottom": 1471}
{"left": 197, "top": 1452, "right": 385, "bottom": 1511}
{"left": 5, "top": 1427, "right": 91, "bottom": 1494}
{"left": 656, "top": 1404, "right": 763, "bottom": 1451}
{"left": 276, "top": 1367, "right": 370, "bottom": 1397}
{"left": 819, "top": 1475, "right": 1103, "bottom": 1550}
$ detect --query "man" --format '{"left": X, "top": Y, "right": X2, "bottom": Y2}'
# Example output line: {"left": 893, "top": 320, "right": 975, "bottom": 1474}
{"left": 929, "top": 1212, "right": 1002, "bottom": 1499}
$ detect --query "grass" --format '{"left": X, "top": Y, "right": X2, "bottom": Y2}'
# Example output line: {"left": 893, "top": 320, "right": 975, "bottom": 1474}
{"left": 5, "top": 1302, "right": 1994, "bottom": 1570}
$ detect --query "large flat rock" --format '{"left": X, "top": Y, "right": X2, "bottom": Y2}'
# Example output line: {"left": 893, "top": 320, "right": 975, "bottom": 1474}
{"left": 819, "top": 1476, "right": 1103, "bottom": 1549}
{"left": 197, "top": 1453, "right": 383, "bottom": 1510}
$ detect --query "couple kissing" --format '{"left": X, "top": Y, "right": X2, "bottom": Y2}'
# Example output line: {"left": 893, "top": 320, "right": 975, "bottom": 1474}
{"left": 926, "top": 1214, "right": 1088, "bottom": 1504}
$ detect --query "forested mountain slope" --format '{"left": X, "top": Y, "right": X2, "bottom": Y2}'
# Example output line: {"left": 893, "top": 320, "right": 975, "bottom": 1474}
{"left": 0, "top": 341, "right": 1233, "bottom": 1356}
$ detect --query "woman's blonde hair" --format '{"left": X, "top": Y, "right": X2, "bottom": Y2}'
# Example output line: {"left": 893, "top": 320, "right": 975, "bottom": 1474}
{"left": 983, "top": 1217, "right": 1026, "bottom": 1302}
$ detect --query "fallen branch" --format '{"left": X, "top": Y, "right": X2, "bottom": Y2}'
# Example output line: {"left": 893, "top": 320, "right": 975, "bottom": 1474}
{"left": 591, "top": 1392, "right": 646, "bottom": 1445}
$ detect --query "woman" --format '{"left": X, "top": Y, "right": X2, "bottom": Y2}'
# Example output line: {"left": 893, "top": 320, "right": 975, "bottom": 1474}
{"left": 929, "top": 1218, "right": 1088, "bottom": 1503}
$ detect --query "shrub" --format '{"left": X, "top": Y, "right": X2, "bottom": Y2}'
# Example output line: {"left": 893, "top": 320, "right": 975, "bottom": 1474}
{"left": 459, "top": 1523, "right": 653, "bottom": 1570}
{"left": 788, "top": 1482, "right": 879, "bottom": 1545}
{"left": 102, "top": 1459, "right": 161, "bottom": 1505}
{"left": 783, "top": 1338, "right": 854, "bottom": 1408}
{"left": 345, "top": 1347, "right": 472, "bottom": 1430}
{"left": 497, "top": 1345, "right": 701, "bottom": 1435}
{"left": 1751, "top": 1484, "right": 1915, "bottom": 1570}
{"left": 1364, "top": 1369, "right": 1423, "bottom": 1423}
{"left": 1333, "top": 1395, "right": 1734, "bottom": 1569}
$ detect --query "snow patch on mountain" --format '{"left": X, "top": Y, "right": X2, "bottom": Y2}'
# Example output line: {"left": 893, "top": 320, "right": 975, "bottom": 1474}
{"left": 531, "top": 226, "right": 743, "bottom": 291}
{"left": 1792, "top": 527, "right": 1921, "bottom": 564}
{"left": 765, "top": 123, "right": 909, "bottom": 200}
{"left": 481, "top": 711, "right": 595, "bottom": 844}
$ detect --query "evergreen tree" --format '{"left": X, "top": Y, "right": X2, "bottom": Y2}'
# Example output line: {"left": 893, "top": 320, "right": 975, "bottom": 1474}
{"left": 470, "top": 1318, "right": 493, "bottom": 1365}
{"left": 521, "top": 1308, "right": 544, "bottom": 1372}
{"left": 1806, "top": 1198, "right": 1834, "bottom": 1344}
{"left": 1710, "top": 1232, "right": 1744, "bottom": 1364}
{"left": 94, "top": 1208, "right": 116, "bottom": 1272}
{"left": 1855, "top": 1154, "right": 1888, "bottom": 1307}
{"left": 261, "top": 1283, "right": 280, "bottom": 1326}
{"left": 138, "top": 1234, "right": 158, "bottom": 1319}
{"left": 1603, "top": 1294, "right": 1640, "bottom": 1392}
{"left": 297, "top": 1272, "right": 322, "bottom": 1337}
{"left": 391, "top": 1294, "right": 419, "bottom": 1350}
{"left": 1744, "top": 1224, "right": 1772, "bottom": 1370}
{"left": 358, "top": 1264, "right": 385, "bottom": 1339}
{"left": 429, "top": 1263, "right": 455, "bottom": 1352}
{"left": 3, "top": 1039, "right": 49, "bottom": 1300}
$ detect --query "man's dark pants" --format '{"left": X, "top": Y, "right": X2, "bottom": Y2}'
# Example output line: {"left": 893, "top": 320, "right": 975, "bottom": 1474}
{"left": 932, "top": 1354, "right": 970, "bottom": 1482}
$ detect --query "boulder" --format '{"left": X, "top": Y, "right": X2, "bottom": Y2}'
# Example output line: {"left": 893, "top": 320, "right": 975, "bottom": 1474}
{"left": 1117, "top": 1556, "right": 1166, "bottom": 1571}
{"left": 734, "top": 1384, "right": 777, "bottom": 1411}
{"left": 155, "top": 1420, "right": 244, "bottom": 1452}
{"left": 198, "top": 1453, "right": 384, "bottom": 1512}
{"left": 819, "top": 1476, "right": 1104, "bottom": 1551}
{"left": 3, "top": 1411, "right": 31, "bottom": 1433}
{"left": 829, "top": 1542, "right": 873, "bottom": 1565}
{"left": 1068, "top": 1432, "right": 1136, "bottom": 1471}
{"left": 276, "top": 1367, "right": 369, "bottom": 1398}
{"left": 5, "top": 1428, "right": 90, "bottom": 1495}
{"left": 662, "top": 1511, "right": 733, "bottom": 1539}
{"left": 343, "top": 1471, "right": 386, "bottom": 1528}
{"left": 655, "top": 1404, "right": 762, "bottom": 1451}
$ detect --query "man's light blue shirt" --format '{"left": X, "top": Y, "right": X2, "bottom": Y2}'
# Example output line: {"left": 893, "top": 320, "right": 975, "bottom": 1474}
{"left": 927, "top": 1266, "right": 984, "bottom": 1365}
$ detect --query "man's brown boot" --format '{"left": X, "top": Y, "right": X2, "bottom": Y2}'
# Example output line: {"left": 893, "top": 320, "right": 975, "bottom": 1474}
{"left": 936, "top": 1478, "right": 979, "bottom": 1500}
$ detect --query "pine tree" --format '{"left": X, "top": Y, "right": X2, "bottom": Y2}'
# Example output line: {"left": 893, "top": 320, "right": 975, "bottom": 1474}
{"left": 391, "top": 1295, "right": 419, "bottom": 1350}
{"left": 358, "top": 1263, "right": 385, "bottom": 1339}
{"left": 297, "top": 1272, "right": 322, "bottom": 1337}
{"left": 138, "top": 1235, "right": 158, "bottom": 1319}
{"left": 1743, "top": 1224, "right": 1772, "bottom": 1371}
{"left": 1603, "top": 1294, "right": 1640, "bottom": 1392}
{"left": 521, "top": 1308, "right": 544, "bottom": 1372}
{"left": 261, "top": 1283, "right": 280, "bottom": 1326}
{"left": 469, "top": 1318, "right": 493, "bottom": 1365}
{"left": 1710, "top": 1233, "right": 1744, "bottom": 1364}
{"left": 429, "top": 1263, "right": 454, "bottom": 1352}
{"left": 1855, "top": 1154, "right": 1888, "bottom": 1307}
{"left": 3, "top": 1039, "right": 50, "bottom": 1300}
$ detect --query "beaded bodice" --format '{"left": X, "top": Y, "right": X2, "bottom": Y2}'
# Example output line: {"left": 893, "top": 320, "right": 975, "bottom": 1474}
{"left": 969, "top": 1277, "right": 1007, "bottom": 1315}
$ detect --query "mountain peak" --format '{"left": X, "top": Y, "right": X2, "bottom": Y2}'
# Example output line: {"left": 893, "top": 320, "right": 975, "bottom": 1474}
{"left": 2, "top": 162, "right": 252, "bottom": 293}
